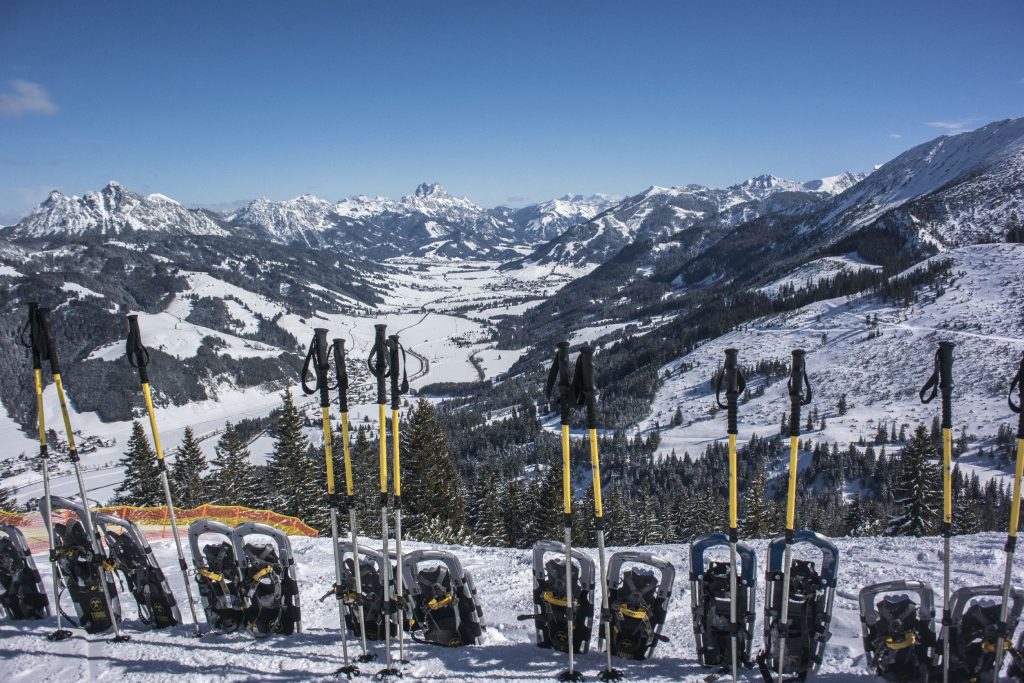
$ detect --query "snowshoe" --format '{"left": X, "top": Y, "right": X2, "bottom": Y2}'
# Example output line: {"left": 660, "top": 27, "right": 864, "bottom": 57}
{"left": 49, "top": 495, "right": 121, "bottom": 634}
{"left": 0, "top": 523, "right": 50, "bottom": 620}
{"left": 690, "top": 532, "right": 757, "bottom": 669}
{"left": 859, "top": 580, "right": 938, "bottom": 682}
{"left": 340, "top": 546, "right": 397, "bottom": 641}
{"left": 520, "top": 539, "right": 595, "bottom": 654}
{"left": 94, "top": 511, "right": 180, "bottom": 629}
{"left": 188, "top": 519, "right": 245, "bottom": 633}
{"left": 230, "top": 522, "right": 301, "bottom": 636}
{"left": 758, "top": 530, "right": 839, "bottom": 681}
{"left": 600, "top": 550, "right": 675, "bottom": 660}
{"left": 401, "top": 549, "right": 484, "bottom": 647}
{"left": 941, "top": 584, "right": 1024, "bottom": 682}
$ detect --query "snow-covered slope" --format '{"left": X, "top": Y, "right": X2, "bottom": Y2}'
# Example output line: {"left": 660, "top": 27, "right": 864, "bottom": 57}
{"left": 508, "top": 193, "right": 619, "bottom": 242}
{"left": 3, "top": 531, "right": 1022, "bottom": 681}
{"left": 2, "top": 182, "right": 229, "bottom": 239}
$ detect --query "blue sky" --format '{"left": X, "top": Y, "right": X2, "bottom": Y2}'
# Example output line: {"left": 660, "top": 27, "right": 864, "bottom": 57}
{"left": 1, "top": 0, "right": 1022, "bottom": 221}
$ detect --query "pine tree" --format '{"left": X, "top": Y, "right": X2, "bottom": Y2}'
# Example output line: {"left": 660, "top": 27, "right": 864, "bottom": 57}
{"left": 350, "top": 426, "right": 380, "bottom": 532}
{"left": 503, "top": 478, "right": 531, "bottom": 548}
{"left": 474, "top": 474, "right": 509, "bottom": 546}
{"left": 400, "top": 399, "right": 466, "bottom": 539}
{"left": 0, "top": 485, "right": 16, "bottom": 512}
{"left": 845, "top": 493, "right": 866, "bottom": 536}
{"left": 886, "top": 424, "right": 941, "bottom": 537}
{"left": 265, "top": 390, "right": 322, "bottom": 526}
{"left": 634, "top": 484, "right": 660, "bottom": 544}
{"left": 837, "top": 394, "right": 848, "bottom": 416}
{"left": 171, "top": 426, "right": 208, "bottom": 508}
{"left": 208, "top": 422, "right": 262, "bottom": 507}
{"left": 740, "top": 460, "right": 777, "bottom": 538}
{"left": 529, "top": 461, "right": 564, "bottom": 545}
{"left": 113, "top": 421, "right": 163, "bottom": 506}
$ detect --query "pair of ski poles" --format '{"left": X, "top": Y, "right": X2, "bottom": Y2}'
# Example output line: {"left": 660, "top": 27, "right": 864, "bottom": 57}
{"left": 547, "top": 342, "right": 620, "bottom": 682}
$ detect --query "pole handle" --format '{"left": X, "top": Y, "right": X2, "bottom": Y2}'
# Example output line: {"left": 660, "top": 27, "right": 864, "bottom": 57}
{"left": 387, "top": 335, "right": 409, "bottom": 409}
{"left": 788, "top": 349, "right": 811, "bottom": 437}
{"left": 36, "top": 308, "right": 61, "bottom": 375}
{"left": 368, "top": 324, "right": 389, "bottom": 404}
{"left": 546, "top": 341, "right": 573, "bottom": 425}
{"left": 21, "top": 302, "right": 44, "bottom": 370}
{"left": 717, "top": 348, "right": 744, "bottom": 435}
{"left": 1009, "top": 355, "right": 1024, "bottom": 438}
{"left": 572, "top": 345, "right": 598, "bottom": 429}
{"left": 920, "top": 342, "right": 955, "bottom": 427}
{"left": 124, "top": 314, "right": 152, "bottom": 384}
{"left": 331, "top": 338, "right": 349, "bottom": 412}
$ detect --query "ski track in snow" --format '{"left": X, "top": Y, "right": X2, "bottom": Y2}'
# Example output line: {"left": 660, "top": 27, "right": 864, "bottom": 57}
{"left": 3, "top": 532, "right": 1024, "bottom": 681}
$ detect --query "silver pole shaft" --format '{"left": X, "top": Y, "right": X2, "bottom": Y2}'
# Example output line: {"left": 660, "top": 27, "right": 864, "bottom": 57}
{"left": 565, "top": 525, "right": 575, "bottom": 677}
{"left": 943, "top": 534, "right": 951, "bottom": 683}
{"left": 776, "top": 543, "right": 794, "bottom": 683}
{"left": 597, "top": 527, "right": 613, "bottom": 674}
{"left": 394, "top": 507, "right": 406, "bottom": 662}
{"left": 349, "top": 506, "right": 369, "bottom": 656}
{"left": 729, "top": 539, "right": 739, "bottom": 683}
{"left": 158, "top": 471, "right": 201, "bottom": 636}
{"left": 328, "top": 506, "right": 351, "bottom": 667}
{"left": 380, "top": 505, "right": 393, "bottom": 669}
{"left": 39, "top": 456, "right": 66, "bottom": 633}
{"left": 995, "top": 551, "right": 1015, "bottom": 680}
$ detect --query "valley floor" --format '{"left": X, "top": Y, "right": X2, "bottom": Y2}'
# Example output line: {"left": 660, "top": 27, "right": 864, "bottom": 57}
{"left": 2, "top": 532, "right": 1022, "bottom": 681}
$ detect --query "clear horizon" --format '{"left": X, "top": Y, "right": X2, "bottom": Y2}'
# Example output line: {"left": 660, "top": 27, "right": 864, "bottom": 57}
{"left": 1, "top": 0, "right": 1022, "bottom": 222}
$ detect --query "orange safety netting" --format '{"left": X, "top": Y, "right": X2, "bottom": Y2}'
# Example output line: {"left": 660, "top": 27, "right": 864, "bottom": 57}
{"left": 0, "top": 504, "right": 318, "bottom": 555}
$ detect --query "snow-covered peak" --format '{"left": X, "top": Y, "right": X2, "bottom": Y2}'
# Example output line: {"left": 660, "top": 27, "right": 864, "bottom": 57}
{"left": 401, "top": 182, "right": 481, "bottom": 215}
{"left": 414, "top": 182, "right": 446, "bottom": 198}
{"left": 802, "top": 171, "right": 869, "bottom": 195}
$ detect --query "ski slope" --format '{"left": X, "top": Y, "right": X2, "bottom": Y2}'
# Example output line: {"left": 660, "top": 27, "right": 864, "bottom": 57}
{"left": 2, "top": 532, "right": 1023, "bottom": 681}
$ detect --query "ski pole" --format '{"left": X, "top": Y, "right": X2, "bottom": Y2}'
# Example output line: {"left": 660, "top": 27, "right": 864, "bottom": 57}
{"left": 20, "top": 303, "right": 72, "bottom": 642}
{"left": 301, "top": 328, "right": 357, "bottom": 677}
{"left": 920, "top": 341, "right": 954, "bottom": 683}
{"left": 716, "top": 348, "right": 745, "bottom": 683}
{"left": 333, "top": 337, "right": 374, "bottom": 664}
{"left": 994, "top": 354, "right": 1024, "bottom": 679}
{"left": 573, "top": 345, "right": 621, "bottom": 682}
{"left": 546, "top": 340, "right": 582, "bottom": 682}
{"left": 36, "top": 307, "right": 129, "bottom": 642}
{"left": 387, "top": 334, "right": 410, "bottom": 665}
{"left": 776, "top": 349, "right": 811, "bottom": 683}
{"left": 367, "top": 324, "right": 400, "bottom": 679}
{"left": 124, "top": 314, "right": 203, "bottom": 637}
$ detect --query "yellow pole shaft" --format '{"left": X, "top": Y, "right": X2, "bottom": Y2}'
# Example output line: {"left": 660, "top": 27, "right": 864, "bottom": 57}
{"left": 34, "top": 369, "right": 47, "bottom": 448}
{"left": 341, "top": 412, "right": 354, "bottom": 497}
{"left": 728, "top": 433, "right": 738, "bottom": 529}
{"left": 321, "top": 406, "right": 336, "bottom": 495}
{"left": 1010, "top": 439, "right": 1024, "bottom": 538}
{"left": 53, "top": 375, "right": 78, "bottom": 452}
{"left": 378, "top": 404, "right": 387, "bottom": 493}
{"left": 589, "top": 428, "right": 603, "bottom": 519}
{"left": 141, "top": 383, "right": 166, "bottom": 462}
{"left": 943, "top": 427, "right": 952, "bottom": 525}
{"left": 562, "top": 424, "right": 571, "bottom": 516}
{"left": 785, "top": 435, "right": 799, "bottom": 530}
{"left": 392, "top": 409, "right": 402, "bottom": 497}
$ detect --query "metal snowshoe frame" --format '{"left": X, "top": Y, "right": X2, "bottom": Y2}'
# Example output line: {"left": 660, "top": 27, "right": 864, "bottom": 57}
{"left": 340, "top": 545, "right": 400, "bottom": 641}
{"left": 943, "top": 584, "right": 1024, "bottom": 683}
{"left": 760, "top": 530, "right": 839, "bottom": 680}
{"left": 48, "top": 495, "right": 123, "bottom": 634}
{"left": 93, "top": 510, "right": 181, "bottom": 629}
{"left": 528, "top": 539, "right": 596, "bottom": 655}
{"left": 859, "top": 580, "right": 938, "bottom": 681}
{"left": 600, "top": 550, "right": 675, "bottom": 661}
{"left": 230, "top": 521, "right": 302, "bottom": 636}
{"left": 401, "top": 548, "right": 484, "bottom": 647}
{"left": 0, "top": 523, "right": 50, "bottom": 620}
{"left": 690, "top": 532, "right": 757, "bottom": 669}
{"left": 188, "top": 519, "right": 245, "bottom": 633}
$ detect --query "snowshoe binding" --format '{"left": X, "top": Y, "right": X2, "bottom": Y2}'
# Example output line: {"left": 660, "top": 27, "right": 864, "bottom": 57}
{"left": 758, "top": 530, "right": 839, "bottom": 681}
{"left": 340, "top": 546, "right": 392, "bottom": 640}
{"left": 520, "top": 539, "right": 595, "bottom": 654}
{"left": 0, "top": 523, "right": 50, "bottom": 620}
{"left": 95, "top": 511, "right": 180, "bottom": 629}
{"left": 230, "top": 522, "right": 301, "bottom": 636}
{"left": 600, "top": 550, "right": 675, "bottom": 661}
{"left": 401, "top": 549, "right": 484, "bottom": 647}
{"left": 941, "top": 584, "right": 1024, "bottom": 683}
{"left": 49, "top": 496, "right": 121, "bottom": 634}
{"left": 690, "top": 532, "right": 757, "bottom": 669}
{"left": 859, "top": 580, "right": 938, "bottom": 681}
{"left": 189, "top": 519, "right": 245, "bottom": 633}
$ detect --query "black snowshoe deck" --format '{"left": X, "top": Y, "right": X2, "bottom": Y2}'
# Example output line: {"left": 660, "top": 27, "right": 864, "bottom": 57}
{"left": 690, "top": 532, "right": 757, "bottom": 670}
{"left": 523, "top": 539, "right": 595, "bottom": 655}
{"left": 0, "top": 524, "right": 50, "bottom": 620}
{"left": 859, "top": 580, "right": 938, "bottom": 682}
{"left": 189, "top": 520, "right": 245, "bottom": 633}
{"left": 601, "top": 550, "right": 675, "bottom": 661}
{"left": 231, "top": 522, "right": 301, "bottom": 637}
{"left": 402, "top": 549, "right": 484, "bottom": 647}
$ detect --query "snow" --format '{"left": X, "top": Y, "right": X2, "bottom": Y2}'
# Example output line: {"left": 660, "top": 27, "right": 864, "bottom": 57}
{"left": 757, "top": 254, "right": 881, "bottom": 298}
{"left": 3, "top": 531, "right": 1024, "bottom": 681}
{"left": 61, "top": 281, "right": 105, "bottom": 299}
{"left": 0, "top": 263, "right": 23, "bottom": 277}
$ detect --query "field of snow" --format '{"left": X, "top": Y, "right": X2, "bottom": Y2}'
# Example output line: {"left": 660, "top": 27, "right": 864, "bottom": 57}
{"left": 3, "top": 532, "right": 1024, "bottom": 681}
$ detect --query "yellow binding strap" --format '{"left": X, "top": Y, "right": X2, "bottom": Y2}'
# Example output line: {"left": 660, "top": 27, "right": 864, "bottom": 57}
{"left": 618, "top": 604, "right": 648, "bottom": 620}
{"left": 542, "top": 590, "right": 569, "bottom": 608}
{"left": 885, "top": 632, "right": 917, "bottom": 650}
{"left": 428, "top": 594, "right": 454, "bottom": 610}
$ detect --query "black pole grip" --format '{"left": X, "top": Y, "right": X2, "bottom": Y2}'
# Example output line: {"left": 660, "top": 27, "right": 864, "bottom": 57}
{"left": 937, "top": 341, "right": 954, "bottom": 430}
{"left": 370, "top": 323, "right": 388, "bottom": 405}
{"left": 36, "top": 308, "right": 61, "bottom": 376}
{"left": 125, "top": 314, "right": 151, "bottom": 385}
{"left": 789, "top": 349, "right": 806, "bottom": 438}
{"left": 313, "top": 328, "right": 331, "bottom": 409}
{"left": 555, "top": 341, "right": 572, "bottom": 426}
{"left": 332, "top": 338, "right": 348, "bottom": 413}
{"left": 387, "top": 335, "right": 402, "bottom": 410}
{"left": 574, "top": 344, "right": 598, "bottom": 429}
{"left": 723, "top": 348, "right": 740, "bottom": 436}
{"left": 24, "top": 302, "right": 43, "bottom": 370}
{"left": 1009, "top": 354, "right": 1023, "bottom": 438}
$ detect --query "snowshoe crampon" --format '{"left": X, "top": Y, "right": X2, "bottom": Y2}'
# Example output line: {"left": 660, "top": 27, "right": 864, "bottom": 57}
{"left": 942, "top": 584, "right": 1024, "bottom": 683}
{"left": 95, "top": 512, "right": 180, "bottom": 629}
{"left": 600, "top": 550, "right": 675, "bottom": 661}
{"left": 401, "top": 549, "right": 484, "bottom": 647}
{"left": 759, "top": 530, "right": 839, "bottom": 680}
{"left": 189, "top": 520, "right": 245, "bottom": 633}
{"left": 49, "top": 496, "right": 121, "bottom": 634}
{"left": 231, "top": 522, "right": 301, "bottom": 637}
{"left": 0, "top": 523, "right": 50, "bottom": 620}
{"left": 859, "top": 580, "right": 938, "bottom": 682}
{"left": 521, "top": 539, "right": 595, "bottom": 654}
{"left": 690, "top": 532, "right": 757, "bottom": 669}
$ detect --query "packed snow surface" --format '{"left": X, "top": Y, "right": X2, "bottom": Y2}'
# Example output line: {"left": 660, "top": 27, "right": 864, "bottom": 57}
{"left": 2, "top": 532, "right": 1023, "bottom": 681}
